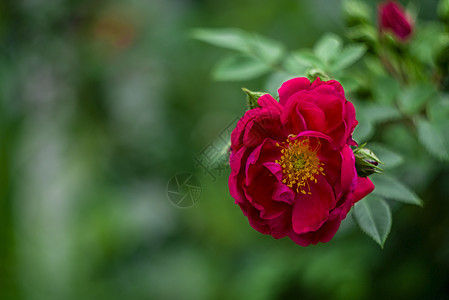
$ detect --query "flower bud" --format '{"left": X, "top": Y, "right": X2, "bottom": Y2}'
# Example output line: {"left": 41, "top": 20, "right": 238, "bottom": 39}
{"left": 378, "top": 1, "right": 414, "bottom": 41}
{"left": 354, "top": 144, "right": 383, "bottom": 177}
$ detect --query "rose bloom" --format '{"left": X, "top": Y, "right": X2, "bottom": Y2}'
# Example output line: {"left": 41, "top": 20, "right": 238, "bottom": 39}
{"left": 378, "top": 1, "right": 414, "bottom": 41}
{"left": 229, "top": 77, "right": 374, "bottom": 246}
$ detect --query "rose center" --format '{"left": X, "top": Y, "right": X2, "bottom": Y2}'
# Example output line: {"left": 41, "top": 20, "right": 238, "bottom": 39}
{"left": 275, "top": 137, "right": 325, "bottom": 195}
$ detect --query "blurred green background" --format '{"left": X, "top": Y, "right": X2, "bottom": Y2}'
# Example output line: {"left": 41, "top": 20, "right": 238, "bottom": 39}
{"left": 1, "top": 0, "right": 448, "bottom": 299}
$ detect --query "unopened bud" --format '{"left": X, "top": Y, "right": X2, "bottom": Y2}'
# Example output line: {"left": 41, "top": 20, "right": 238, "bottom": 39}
{"left": 378, "top": 1, "right": 414, "bottom": 41}
{"left": 354, "top": 143, "right": 384, "bottom": 177}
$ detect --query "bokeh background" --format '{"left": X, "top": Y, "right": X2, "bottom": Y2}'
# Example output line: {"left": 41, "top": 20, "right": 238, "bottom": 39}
{"left": 1, "top": 0, "right": 448, "bottom": 299}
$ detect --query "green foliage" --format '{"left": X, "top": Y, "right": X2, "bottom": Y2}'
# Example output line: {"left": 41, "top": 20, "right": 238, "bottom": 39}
{"left": 410, "top": 23, "right": 449, "bottom": 66}
{"left": 353, "top": 104, "right": 402, "bottom": 141}
{"left": 372, "top": 76, "right": 401, "bottom": 105}
{"left": 191, "top": 28, "right": 253, "bottom": 53}
{"left": 428, "top": 94, "right": 449, "bottom": 123}
{"left": 353, "top": 195, "right": 392, "bottom": 248}
{"left": 364, "top": 104, "right": 402, "bottom": 123}
{"left": 371, "top": 174, "right": 424, "bottom": 207}
{"left": 283, "top": 50, "right": 325, "bottom": 73}
{"left": 213, "top": 54, "right": 271, "bottom": 81}
{"left": 342, "top": 0, "right": 372, "bottom": 26}
{"left": 398, "top": 84, "right": 437, "bottom": 116}
{"left": 193, "top": 28, "right": 366, "bottom": 82}
{"left": 351, "top": 160, "right": 422, "bottom": 247}
{"left": 314, "top": 33, "right": 343, "bottom": 65}
{"left": 367, "top": 143, "right": 404, "bottom": 170}
{"left": 285, "top": 33, "right": 366, "bottom": 78}
{"left": 438, "top": 0, "right": 449, "bottom": 22}
{"left": 192, "top": 28, "right": 285, "bottom": 80}
{"left": 346, "top": 24, "right": 377, "bottom": 44}
{"left": 416, "top": 117, "right": 449, "bottom": 161}
{"left": 331, "top": 44, "right": 367, "bottom": 72}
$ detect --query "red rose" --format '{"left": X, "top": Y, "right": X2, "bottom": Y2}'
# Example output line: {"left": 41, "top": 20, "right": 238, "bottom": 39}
{"left": 378, "top": 1, "right": 414, "bottom": 41}
{"left": 229, "top": 77, "right": 374, "bottom": 246}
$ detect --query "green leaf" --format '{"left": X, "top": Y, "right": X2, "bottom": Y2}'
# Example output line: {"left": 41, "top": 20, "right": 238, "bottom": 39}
{"left": 346, "top": 24, "right": 377, "bottom": 44}
{"left": 342, "top": 0, "right": 372, "bottom": 25}
{"left": 372, "top": 76, "right": 401, "bottom": 105}
{"left": 334, "top": 74, "right": 360, "bottom": 92}
{"left": 191, "top": 28, "right": 250, "bottom": 53}
{"left": 410, "top": 23, "right": 449, "bottom": 66}
{"left": 331, "top": 44, "right": 366, "bottom": 72}
{"left": 285, "top": 50, "right": 326, "bottom": 70}
{"left": 282, "top": 53, "right": 309, "bottom": 75}
{"left": 371, "top": 174, "right": 424, "bottom": 206}
{"left": 191, "top": 28, "right": 285, "bottom": 64}
{"left": 398, "top": 84, "right": 437, "bottom": 116}
{"left": 353, "top": 195, "right": 392, "bottom": 248}
{"left": 438, "top": 0, "right": 449, "bottom": 20}
{"left": 364, "top": 56, "right": 387, "bottom": 76}
{"left": 314, "top": 33, "right": 342, "bottom": 65}
{"left": 353, "top": 103, "right": 401, "bottom": 142}
{"left": 363, "top": 104, "right": 402, "bottom": 124}
{"left": 428, "top": 94, "right": 449, "bottom": 124}
{"left": 367, "top": 143, "right": 404, "bottom": 169}
{"left": 212, "top": 54, "right": 270, "bottom": 81}
{"left": 248, "top": 33, "right": 285, "bottom": 64}
{"left": 428, "top": 97, "right": 449, "bottom": 155}
{"left": 353, "top": 118, "right": 374, "bottom": 142}
{"left": 416, "top": 117, "right": 449, "bottom": 161}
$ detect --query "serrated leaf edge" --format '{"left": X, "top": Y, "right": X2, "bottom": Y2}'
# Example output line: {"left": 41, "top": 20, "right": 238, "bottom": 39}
{"left": 353, "top": 198, "right": 392, "bottom": 248}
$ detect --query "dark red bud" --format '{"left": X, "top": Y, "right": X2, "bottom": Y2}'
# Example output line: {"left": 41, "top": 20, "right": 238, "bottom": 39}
{"left": 378, "top": 1, "right": 414, "bottom": 41}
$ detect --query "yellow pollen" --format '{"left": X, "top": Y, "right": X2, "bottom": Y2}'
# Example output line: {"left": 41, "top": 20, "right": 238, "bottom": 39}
{"left": 275, "top": 137, "right": 325, "bottom": 195}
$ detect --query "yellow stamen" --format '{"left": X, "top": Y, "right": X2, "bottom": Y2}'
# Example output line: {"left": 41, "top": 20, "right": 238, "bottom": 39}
{"left": 275, "top": 137, "right": 325, "bottom": 194}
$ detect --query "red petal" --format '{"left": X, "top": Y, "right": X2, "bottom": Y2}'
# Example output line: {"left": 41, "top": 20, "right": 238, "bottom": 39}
{"left": 323, "top": 99, "right": 344, "bottom": 133}
{"left": 243, "top": 169, "right": 288, "bottom": 220}
{"left": 311, "top": 78, "right": 345, "bottom": 97}
{"left": 258, "top": 94, "right": 282, "bottom": 112}
{"left": 229, "top": 147, "right": 250, "bottom": 204}
{"left": 272, "top": 182, "right": 295, "bottom": 204}
{"left": 266, "top": 212, "right": 292, "bottom": 239}
{"left": 353, "top": 177, "right": 375, "bottom": 203}
{"left": 245, "top": 139, "right": 280, "bottom": 186}
{"left": 243, "top": 109, "right": 282, "bottom": 148}
{"left": 340, "top": 145, "right": 357, "bottom": 195}
{"left": 291, "top": 176, "right": 336, "bottom": 234}
{"left": 281, "top": 98, "right": 307, "bottom": 135}
{"left": 263, "top": 162, "right": 283, "bottom": 181}
{"left": 288, "top": 217, "right": 342, "bottom": 246}
{"left": 231, "top": 109, "right": 260, "bottom": 151}
{"left": 298, "top": 101, "right": 326, "bottom": 132}
{"left": 278, "top": 77, "right": 311, "bottom": 106}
